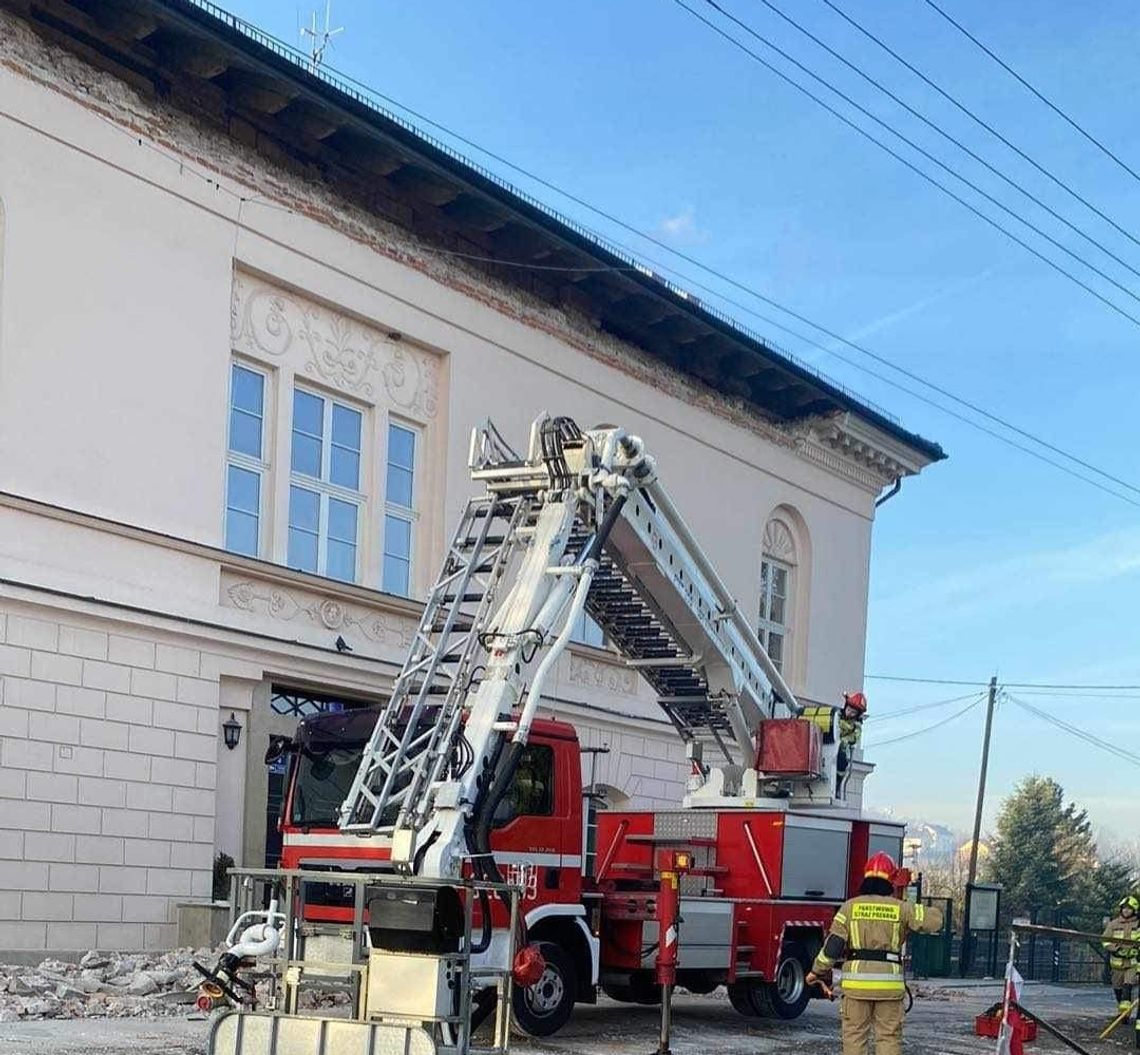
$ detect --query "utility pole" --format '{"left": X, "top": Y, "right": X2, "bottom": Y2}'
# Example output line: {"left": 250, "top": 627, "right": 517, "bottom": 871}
{"left": 960, "top": 675, "right": 998, "bottom": 975}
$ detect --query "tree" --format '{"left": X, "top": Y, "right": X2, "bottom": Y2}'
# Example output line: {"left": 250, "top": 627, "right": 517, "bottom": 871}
{"left": 984, "top": 775, "right": 1135, "bottom": 927}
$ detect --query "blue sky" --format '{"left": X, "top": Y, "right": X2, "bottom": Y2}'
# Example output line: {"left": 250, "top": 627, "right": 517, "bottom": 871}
{"left": 224, "top": 0, "right": 1140, "bottom": 838}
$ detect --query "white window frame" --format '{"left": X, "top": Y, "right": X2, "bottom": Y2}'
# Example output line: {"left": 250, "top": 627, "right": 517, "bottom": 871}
{"left": 382, "top": 418, "right": 420, "bottom": 597}
{"left": 225, "top": 361, "right": 269, "bottom": 558}
{"left": 758, "top": 555, "right": 792, "bottom": 673}
{"left": 288, "top": 386, "right": 364, "bottom": 583}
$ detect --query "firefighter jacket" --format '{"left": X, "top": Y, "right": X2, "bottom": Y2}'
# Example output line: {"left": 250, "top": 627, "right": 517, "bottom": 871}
{"left": 839, "top": 715, "right": 862, "bottom": 750}
{"left": 1103, "top": 915, "right": 1140, "bottom": 971}
{"left": 812, "top": 895, "right": 943, "bottom": 1000}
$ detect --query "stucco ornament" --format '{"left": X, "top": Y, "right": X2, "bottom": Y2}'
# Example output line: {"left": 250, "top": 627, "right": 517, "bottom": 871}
{"left": 230, "top": 271, "right": 439, "bottom": 418}
{"left": 762, "top": 518, "right": 797, "bottom": 564}
{"left": 301, "top": 312, "right": 380, "bottom": 397}
{"left": 232, "top": 280, "right": 295, "bottom": 358}
{"left": 568, "top": 653, "right": 637, "bottom": 696}
{"left": 224, "top": 577, "right": 414, "bottom": 648}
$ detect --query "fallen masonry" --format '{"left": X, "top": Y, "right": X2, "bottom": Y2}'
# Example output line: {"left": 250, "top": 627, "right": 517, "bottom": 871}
{"left": 0, "top": 948, "right": 212, "bottom": 1021}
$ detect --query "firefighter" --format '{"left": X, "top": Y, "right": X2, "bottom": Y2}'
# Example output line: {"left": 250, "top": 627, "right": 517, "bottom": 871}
{"left": 806, "top": 851, "right": 943, "bottom": 1055}
{"left": 1103, "top": 894, "right": 1140, "bottom": 1022}
{"left": 835, "top": 691, "right": 867, "bottom": 796}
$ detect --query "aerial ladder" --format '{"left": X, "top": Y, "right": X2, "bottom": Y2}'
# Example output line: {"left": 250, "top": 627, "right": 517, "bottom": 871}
{"left": 209, "top": 414, "right": 854, "bottom": 1055}
{"left": 336, "top": 414, "right": 847, "bottom": 878}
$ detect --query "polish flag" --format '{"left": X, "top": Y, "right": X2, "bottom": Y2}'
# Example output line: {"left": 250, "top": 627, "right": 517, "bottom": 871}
{"left": 995, "top": 965, "right": 1026, "bottom": 1055}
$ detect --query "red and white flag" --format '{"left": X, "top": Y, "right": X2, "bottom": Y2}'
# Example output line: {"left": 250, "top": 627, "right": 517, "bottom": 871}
{"left": 994, "top": 964, "right": 1026, "bottom": 1055}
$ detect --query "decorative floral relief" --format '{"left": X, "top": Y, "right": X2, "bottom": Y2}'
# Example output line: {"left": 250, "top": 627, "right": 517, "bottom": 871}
{"left": 567, "top": 653, "right": 637, "bottom": 696}
{"left": 229, "top": 272, "right": 440, "bottom": 418}
{"left": 300, "top": 312, "right": 381, "bottom": 397}
{"left": 224, "top": 579, "right": 415, "bottom": 649}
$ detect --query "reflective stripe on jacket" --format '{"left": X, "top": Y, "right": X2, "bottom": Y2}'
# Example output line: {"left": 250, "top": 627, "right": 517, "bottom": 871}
{"left": 1103, "top": 915, "right": 1140, "bottom": 969}
{"left": 812, "top": 895, "right": 943, "bottom": 1001}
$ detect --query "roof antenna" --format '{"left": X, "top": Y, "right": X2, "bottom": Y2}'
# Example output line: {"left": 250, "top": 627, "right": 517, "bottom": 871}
{"left": 301, "top": 0, "right": 343, "bottom": 72}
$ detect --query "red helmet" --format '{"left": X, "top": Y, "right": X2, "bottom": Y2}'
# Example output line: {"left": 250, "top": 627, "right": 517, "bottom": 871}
{"left": 843, "top": 691, "right": 868, "bottom": 715}
{"left": 864, "top": 851, "right": 897, "bottom": 881}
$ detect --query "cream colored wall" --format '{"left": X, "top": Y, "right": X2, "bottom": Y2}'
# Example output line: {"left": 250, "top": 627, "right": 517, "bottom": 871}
{"left": 0, "top": 13, "right": 909, "bottom": 950}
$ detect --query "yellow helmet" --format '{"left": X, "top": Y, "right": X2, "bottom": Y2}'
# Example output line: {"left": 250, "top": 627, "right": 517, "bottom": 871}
{"left": 1121, "top": 895, "right": 1140, "bottom": 915}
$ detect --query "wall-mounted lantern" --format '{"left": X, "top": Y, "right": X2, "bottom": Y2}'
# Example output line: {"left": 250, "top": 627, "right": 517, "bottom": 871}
{"left": 222, "top": 712, "right": 243, "bottom": 751}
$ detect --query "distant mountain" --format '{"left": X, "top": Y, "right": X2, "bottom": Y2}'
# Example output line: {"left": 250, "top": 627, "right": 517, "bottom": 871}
{"left": 868, "top": 807, "right": 965, "bottom": 863}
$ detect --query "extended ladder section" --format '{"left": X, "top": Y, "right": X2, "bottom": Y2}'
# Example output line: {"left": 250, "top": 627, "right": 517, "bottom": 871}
{"left": 578, "top": 482, "right": 799, "bottom": 772}
{"left": 338, "top": 495, "right": 532, "bottom": 833}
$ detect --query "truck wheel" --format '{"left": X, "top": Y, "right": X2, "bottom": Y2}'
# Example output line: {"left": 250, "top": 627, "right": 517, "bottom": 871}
{"left": 727, "top": 979, "right": 766, "bottom": 1017}
{"left": 512, "top": 941, "right": 576, "bottom": 1037}
{"left": 756, "top": 942, "right": 812, "bottom": 1020}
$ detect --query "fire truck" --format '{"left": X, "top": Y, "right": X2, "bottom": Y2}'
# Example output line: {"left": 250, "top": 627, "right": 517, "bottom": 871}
{"left": 210, "top": 415, "right": 903, "bottom": 1053}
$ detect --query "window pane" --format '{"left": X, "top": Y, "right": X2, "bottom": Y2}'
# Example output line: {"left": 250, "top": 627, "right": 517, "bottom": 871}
{"left": 288, "top": 528, "right": 319, "bottom": 573}
{"left": 388, "top": 424, "right": 415, "bottom": 470}
{"left": 289, "top": 485, "right": 320, "bottom": 533}
{"left": 229, "top": 408, "right": 262, "bottom": 458}
{"left": 328, "top": 498, "right": 358, "bottom": 544}
{"left": 772, "top": 566, "right": 788, "bottom": 599}
{"left": 768, "top": 631, "right": 784, "bottom": 669}
{"left": 572, "top": 612, "right": 605, "bottom": 648}
{"left": 327, "top": 539, "right": 357, "bottom": 583}
{"left": 384, "top": 514, "right": 412, "bottom": 560}
{"left": 231, "top": 365, "right": 264, "bottom": 415}
{"left": 770, "top": 594, "right": 786, "bottom": 627}
{"left": 292, "top": 434, "right": 322, "bottom": 479}
{"left": 383, "top": 554, "right": 410, "bottom": 596}
{"left": 387, "top": 465, "right": 414, "bottom": 508}
{"left": 332, "top": 404, "right": 362, "bottom": 451}
{"left": 225, "top": 509, "right": 258, "bottom": 556}
{"left": 331, "top": 446, "right": 361, "bottom": 490}
{"left": 227, "top": 465, "right": 260, "bottom": 515}
{"left": 293, "top": 389, "right": 324, "bottom": 437}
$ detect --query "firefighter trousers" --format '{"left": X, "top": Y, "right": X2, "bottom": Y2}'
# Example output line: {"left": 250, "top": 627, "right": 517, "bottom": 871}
{"left": 841, "top": 995, "right": 904, "bottom": 1055}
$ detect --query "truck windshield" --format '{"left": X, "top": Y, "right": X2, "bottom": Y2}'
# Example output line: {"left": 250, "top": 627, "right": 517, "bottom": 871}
{"left": 291, "top": 745, "right": 364, "bottom": 827}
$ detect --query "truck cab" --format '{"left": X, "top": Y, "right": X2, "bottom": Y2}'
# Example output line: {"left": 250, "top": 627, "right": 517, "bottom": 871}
{"left": 273, "top": 708, "right": 596, "bottom": 1035}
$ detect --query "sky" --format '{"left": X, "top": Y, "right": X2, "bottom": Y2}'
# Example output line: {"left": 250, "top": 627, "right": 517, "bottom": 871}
{"left": 220, "top": 0, "right": 1140, "bottom": 838}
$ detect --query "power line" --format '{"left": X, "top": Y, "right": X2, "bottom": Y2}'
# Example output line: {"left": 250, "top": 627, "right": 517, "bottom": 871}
{"left": 677, "top": 0, "right": 1140, "bottom": 328}
{"left": 920, "top": 0, "right": 1140, "bottom": 187}
{"left": 870, "top": 690, "right": 985, "bottom": 722}
{"left": 867, "top": 674, "right": 1140, "bottom": 690}
{"left": 82, "top": 18, "right": 1140, "bottom": 508}
{"left": 755, "top": 0, "right": 1140, "bottom": 285}
{"left": 867, "top": 695, "right": 983, "bottom": 747}
{"left": 818, "top": 0, "right": 1140, "bottom": 254}
{"left": 1006, "top": 694, "right": 1140, "bottom": 768}
{"left": 255, "top": 29, "right": 1140, "bottom": 507}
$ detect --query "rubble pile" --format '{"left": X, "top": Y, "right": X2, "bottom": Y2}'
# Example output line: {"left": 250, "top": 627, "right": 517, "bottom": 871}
{"left": 0, "top": 948, "right": 213, "bottom": 1020}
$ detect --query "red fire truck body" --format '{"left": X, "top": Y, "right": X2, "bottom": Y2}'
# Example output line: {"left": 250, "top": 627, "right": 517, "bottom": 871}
{"left": 276, "top": 709, "right": 903, "bottom": 1029}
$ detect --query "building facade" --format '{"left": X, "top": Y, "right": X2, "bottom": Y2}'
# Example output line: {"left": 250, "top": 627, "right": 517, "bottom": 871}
{"left": 0, "top": 0, "right": 941, "bottom": 953}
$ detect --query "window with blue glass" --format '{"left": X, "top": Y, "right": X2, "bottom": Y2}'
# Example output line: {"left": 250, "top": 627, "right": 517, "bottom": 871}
{"left": 383, "top": 423, "right": 417, "bottom": 596}
{"left": 287, "top": 388, "right": 363, "bottom": 583}
{"left": 225, "top": 363, "right": 266, "bottom": 556}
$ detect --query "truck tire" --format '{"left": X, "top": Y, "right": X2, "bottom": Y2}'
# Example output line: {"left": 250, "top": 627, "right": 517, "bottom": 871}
{"left": 754, "top": 941, "right": 812, "bottom": 1020}
{"left": 512, "top": 941, "right": 576, "bottom": 1037}
{"left": 727, "top": 979, "right": 766, "bottom": 1017}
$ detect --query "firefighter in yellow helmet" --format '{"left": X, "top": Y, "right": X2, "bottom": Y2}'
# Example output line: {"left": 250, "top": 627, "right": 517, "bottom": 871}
{"left": 1103, "top": 894, "right": 1140, "bottom": 1022}
{"left": 806, "top": 852, "right": 943, "bottom": 1055}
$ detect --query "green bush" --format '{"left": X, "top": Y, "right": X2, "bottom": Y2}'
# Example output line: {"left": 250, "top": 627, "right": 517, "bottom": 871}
{"left": 212, "top": 851, "right": 235, "bottom": 902}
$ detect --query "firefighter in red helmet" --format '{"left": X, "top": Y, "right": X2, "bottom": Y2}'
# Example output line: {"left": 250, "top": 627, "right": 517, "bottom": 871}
{"left": 835, "top": 691, "right": 867, "bottom": 797}
{"left": 807, "top": 852, "right": 942, "bottom": 1055}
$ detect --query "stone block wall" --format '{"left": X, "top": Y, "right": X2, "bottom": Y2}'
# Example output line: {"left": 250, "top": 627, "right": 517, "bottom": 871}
{"left": 0, "top": 611, "right": 217, "bottom": 952}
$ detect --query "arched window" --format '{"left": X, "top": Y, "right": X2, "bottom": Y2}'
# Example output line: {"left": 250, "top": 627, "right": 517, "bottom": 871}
{"left": 759, "top": 516, "right": 799, "bottom": 675}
